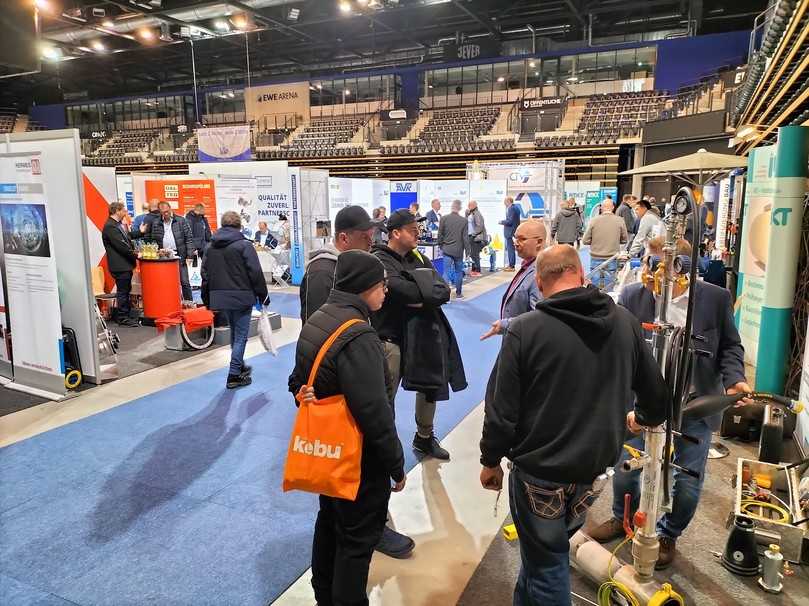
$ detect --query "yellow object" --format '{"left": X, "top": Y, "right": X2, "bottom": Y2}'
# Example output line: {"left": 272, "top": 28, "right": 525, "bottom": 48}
{"left": 623, "top": 444, "right": 643, "bottom": 459}
{"left": 502, "top": 524, "right": 518, "bottom": 541}
{"left": 597, "top": 536, "right": 640, "bottom": 606}
{"left": 753, "top": 473, "right": 772, "bottom": 489}
{"left": 648, "top": 583, "right": 685, "bottom": 606}
{"left": 491, "top": 234, "right": 505, "bottom": 252}
{"left": 64, "top": 369, "right": 82, "bottom": 389}
{"left": 793, "top": 401, "right": 805, "bottom": 414}
{"left": 740, "top": 500, "right": 790, "bottom": 523}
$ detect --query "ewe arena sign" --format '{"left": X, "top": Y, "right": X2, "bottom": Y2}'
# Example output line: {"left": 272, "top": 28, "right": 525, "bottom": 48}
{"left": 245, "top": 82, "right": 311, "bottom": 124}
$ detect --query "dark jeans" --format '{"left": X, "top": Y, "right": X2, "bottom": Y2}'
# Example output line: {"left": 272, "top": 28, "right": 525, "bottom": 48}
{"left": 312, "top": 473, "right": 391, "bottom": 606}
{"left": 111, "top": 270, "right": 132, "bottom": 317}
{"left": 223, "top": 308, "right": 252, "bottom": 376}
{"left": 505, "top": 236, "right": 516, "bottom": 268}
{"left": 468, "top": 236, "right": 484, "bottom": 272}
{"left": 442, "top": 254, "right": 465, "bottom": 296}
{"left": 509, "top": 467, "right": 599, "bottom": 606}
{"left": 179, "top": 260, "right": 193, "bottom": 301}
{"left": 612, "top": 417, "right": 713, "bottom": 539}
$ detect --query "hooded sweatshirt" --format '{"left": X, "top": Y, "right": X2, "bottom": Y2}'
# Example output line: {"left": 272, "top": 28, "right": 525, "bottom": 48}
{"left": 201, "top": 226, "right": 268, "bottom": 311}
{"left": 552, "top": 207, "right": 584, "bottom": 244}
{"left": 481, "top": 285, "right": 668, "bottom": 483}
{"left": 300, "top": 244, "right": 340, "bottom": 322}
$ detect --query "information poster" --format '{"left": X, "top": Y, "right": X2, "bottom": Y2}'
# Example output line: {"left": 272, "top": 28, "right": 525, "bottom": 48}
{"left": 0, "top": 264, "right": 9, "bottom": 373}
{"left": 473, "top": 161, "right": 565, "bottom": 219}
{"left": 372, "top": 180, "right": 390, "bottom": 215}
{"left": 328, "top": 177, "right": 374, "bottom": 219}
{"left": 288, "top": 167, "right": 305, "bottom": 285}
{"left": 470, "top": 180, "right": 508, "bottom": 266}
{"left": 0, "top": 152, "right": 64, "bottom": 396}
{"left": 144, "top": 179, "right": 218, "bottom": 230}
{"left": 391, "top": 181, "right": 418, "bottom": 212}
{"left": 197, "top": 125, "right": 252, "bottom": 162}
{"left": 214, "top": 175, "right": 259, "bottom": 238}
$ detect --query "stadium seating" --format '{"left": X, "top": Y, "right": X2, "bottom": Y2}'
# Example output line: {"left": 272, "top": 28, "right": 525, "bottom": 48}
{"left": 577, "top": 91, "right": 666, "bottom": 139}
{"left": 385, "top": 107, "right": 504, "bottom": 155}
{"left": 0, "top": 113, "right": 16, "bottom": 133}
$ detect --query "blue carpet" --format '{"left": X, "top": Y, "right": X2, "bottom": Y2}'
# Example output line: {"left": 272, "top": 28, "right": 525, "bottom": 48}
{"left": 0, "top": 284, "right": 508, "bottom": 606}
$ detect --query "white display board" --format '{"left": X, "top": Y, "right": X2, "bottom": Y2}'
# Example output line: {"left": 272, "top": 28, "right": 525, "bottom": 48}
{"left": 474, "top": 161, "right": 566, "bottom": 220}
{"left": 470, "top": 180, "right": 509, "bottom": 266}
{"left": 0, "top": 152, "right": 65, "bottom": 398}
{"left": 418, "top": 179, "right": 470, "bottom": 212}
{"left": 564, "top": 180, "right": 601, "bottom": 209}
{"left": 328, "top": 177, "right": 374, "bottom": 219}
{"left": 373, "top": 180, "right": 390, "bottom": 214}
{"left": 214, "top": 175, "right": 259, "bottom": 237}
{"left": 4, "top": 130, "right": 100, "bottom": 386}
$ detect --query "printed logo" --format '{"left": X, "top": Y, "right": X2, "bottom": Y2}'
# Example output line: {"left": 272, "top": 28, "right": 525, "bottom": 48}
{"left": 772, "top": 207, "right": 792, "bottom": 226}
{"left": 292, "top": 436, "right": 343, "bottom": 460}
{"left": 164, "top": 184, "right": 180, "bottom": 199}
{"left": 457, "top": 43, "right": 481, "bottom": 60}
{"left": 30, "top": 158, "right": 41, "bottom": 175}
{"left": 395, "top": 182, "right": 413, "bottom": 192}
{"left": 257, "top": 91, "right": 299, "bottom": 103}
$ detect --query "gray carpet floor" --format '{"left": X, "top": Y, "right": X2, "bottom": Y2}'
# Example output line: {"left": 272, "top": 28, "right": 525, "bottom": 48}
{"left": 458, "top": 438, "right": 809, "bottom": 606}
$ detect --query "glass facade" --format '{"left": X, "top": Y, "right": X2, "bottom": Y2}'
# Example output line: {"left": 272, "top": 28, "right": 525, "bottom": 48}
{"left": 66, "top": 94, "right": 193, "bottom": 134}
{"left": 309, "top": 74, "right": 396, "bottom": 107}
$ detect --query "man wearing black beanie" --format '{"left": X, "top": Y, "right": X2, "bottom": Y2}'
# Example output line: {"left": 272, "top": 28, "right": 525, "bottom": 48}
{"left": 289, "top": 250, "right": 406, "bottom": 606}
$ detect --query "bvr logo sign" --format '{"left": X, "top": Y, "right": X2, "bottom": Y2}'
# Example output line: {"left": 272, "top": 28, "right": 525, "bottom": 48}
{"left": 395, "top": 182, "right": 414, "bottom": 192}
{"left": 293, "top": 436, "right": 342, "bottom": 460}
{"left": 772, "top": 207, "right": 792, "bottom": 226}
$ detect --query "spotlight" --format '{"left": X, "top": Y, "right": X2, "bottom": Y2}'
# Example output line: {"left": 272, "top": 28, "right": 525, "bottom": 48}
{"left": 534, "top": 71, "right": 539, "bottom": 76}
{"left": 344, "top": 89, "right": 351, "bottom": 95}
{"left": 41, "top": 45, "right": 62, "bottom": 60}
{"left": 496, "top": 76, "right": 505, "bottom": 82}
{"left": 228, "top": 91, "right": 235, "bottom": 98}
{"left": 637, "top": 61, "right": 643, "bottom": 67}
{"left": 529, "top": 61, "right": 536, "bottom": 67}
{"left": 214, "top": 19, "right": 230, "bottom": 32}
{"left": 288, "top": 8, "right": 300, "bottom": 21}
{"left": 101, "top": 19, "right": 115, "bottom": 28}
{"left": 34, "top": 0, "right": 52, "bottom": 11}
{"left": 316, "top": 83, "right": 322, "bottom": 89}
{"left": 91, "top": 40, "right": 106, "bottom": 51}
{"left": 138, "top": 28, "right": 155, "bottom": 40}
{"left": 339, "top": 1, "right": 351, "bottom": 14}
{"left": 231, "top": 14, "right": 248, "bottom": 30}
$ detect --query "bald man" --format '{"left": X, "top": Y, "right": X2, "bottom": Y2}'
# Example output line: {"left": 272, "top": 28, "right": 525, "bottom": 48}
{"left": 480, "top": 244, "right": 668, "bottom": 605}
{"left": 481, "top": 220, "right": 545, "bottom": 340}
{"left": 583, "top": 198, "right": 628, "bottom": 290}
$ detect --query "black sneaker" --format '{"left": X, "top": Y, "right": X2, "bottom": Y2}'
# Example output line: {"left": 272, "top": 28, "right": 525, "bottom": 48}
{"left": 226, "top": 373, "right": 252, "bottom": 389}
{"left": 240, "top": 364, "right": 252, "bottom": 377}
{"left": 413, "top": 433, "right": 450, "bottom": 460}
{"left": 116, "top": 316, "right": 139, "bottom": 327}
{"left": 375, "top": 525, "right": 414, "bottom": 559}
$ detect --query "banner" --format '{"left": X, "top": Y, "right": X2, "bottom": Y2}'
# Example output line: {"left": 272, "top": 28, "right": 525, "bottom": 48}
{"left": 470, "top": 180, "right": 509, "bottom": 266}
{"left": 0, "top": 152, "right": 65, "bottom": 397}
{"left": 83, "top": 167, "right": 119, "bottom": 295}
{"left": 116, "top": 174, "right": 135, "bottom": 214}
{"left": 736, "top": 126, "right": 809, "bottom": 391}
{"left": 373, "top": 180, "right": 390, "bottom": 214}
{"left": 245, "top": 82, "right": 310, "bottom": 125}
{"left": 328, "top": 177, "right": 374, "bottom": 219}
{"left": 471, "top": 161, "right": 565, "bottom": 220}
{"left": 197, "top": 125, "right": 252, "bottom": 163}
{"left": 215, "top": 175, "right": 259, "bottom": 238}
{"left": 144, "top": 179, "right": 217, "bottom": 229}
{"left": 391, "top": 181, "right": 418, "bottom": 212}
{"left": 288, "top": 167, "right": 305, "bottom": 285}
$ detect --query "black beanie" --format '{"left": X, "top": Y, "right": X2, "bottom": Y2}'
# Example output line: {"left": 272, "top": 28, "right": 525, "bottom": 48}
{"left": 335, "top": 250, "right": 385, "bottom": 294}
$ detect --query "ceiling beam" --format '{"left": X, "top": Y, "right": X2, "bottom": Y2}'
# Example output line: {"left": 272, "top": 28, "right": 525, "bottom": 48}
{"left": 562, "top": 0, "right": 586, "bottom": 27}
{"left": 367, "top": 15, "right": 429, "bottom": 49}
{"left": 226, "top": 0, "right": 319, "bottom": 43}
{"left": 450, "top": 1, "right": 500, "bottom": 39}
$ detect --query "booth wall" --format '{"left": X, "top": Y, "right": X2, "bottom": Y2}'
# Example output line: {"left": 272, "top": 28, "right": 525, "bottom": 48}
{"left": 5, "top": 130, "right": 100, "bottom": 383}
{"left": 83, "top": 166, "right": 119, "bottom": 294}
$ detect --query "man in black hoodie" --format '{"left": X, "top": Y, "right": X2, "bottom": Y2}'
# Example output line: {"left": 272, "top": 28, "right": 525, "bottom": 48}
{"left": 289, "top": 250, "right": 405, "bottom": 606}
{"left": 201, "top": 211, "right": 268, "bottom": 389}
{"left": 480, "top": 244, "right": 668, "bottom": 606}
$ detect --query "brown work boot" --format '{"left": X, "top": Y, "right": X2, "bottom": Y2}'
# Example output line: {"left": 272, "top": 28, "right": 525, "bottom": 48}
{"left": 656, "top": 536, "right": 677, "bottom": 570}
{"left": 588, "top": 517, "right": 625, "bottom": 543}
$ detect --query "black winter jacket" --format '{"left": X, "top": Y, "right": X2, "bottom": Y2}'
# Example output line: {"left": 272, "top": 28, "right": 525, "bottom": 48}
{"left": 289, "top": 290, "right": 405, "bottom": 483}
{"left": 299, "top": 245, "right": 339, "bottom": 322}
{"left": 370, "top": 244, "right": 428, "bottom": 343}
{"left": 481, "top": 285, "right": 668, "bottom": 484}
{"left": 201, "top": 226, "right": 268, "bottom": 310}
{"left": 148, "top": 214, "right": 195, "bottom": 260}
{"left": 185, "top": 211, "right": 212, "bottom": 253}
{"left": 101, "top": 217, "right": 137, "bottom": 273}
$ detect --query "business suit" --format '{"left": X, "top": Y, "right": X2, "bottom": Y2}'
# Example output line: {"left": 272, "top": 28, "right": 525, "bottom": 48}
{"left": 425, "top": 209, "right": 441, "bottom": 231}
{"left": 101, "top": 216, "right": 137, "bottom": 318}
{"left": 501, "top": 204, "right": 521, "bottom": 268}
{"left": 612, "top": 280, "right": 745, "bottom": 540}
{"left": 497, "top": 260, "right": 541, "bottom": 334}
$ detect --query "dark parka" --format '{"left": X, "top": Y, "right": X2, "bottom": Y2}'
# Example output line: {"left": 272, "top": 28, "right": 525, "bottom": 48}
{"left": 185, "top": 210, "right": 212, "bottom": 253}
{"left": 201, "top": 226, "right": 268, "bottom": 310}
{"left": 289, "top": 290, "right": 405, "bottom": 483}
{"left": 149, "top": 213, "right": 195, "bottom": 260}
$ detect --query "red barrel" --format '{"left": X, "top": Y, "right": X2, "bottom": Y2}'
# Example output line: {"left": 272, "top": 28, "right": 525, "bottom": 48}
{"left": 139, "top": 258, "right": 182, "bottom": 319}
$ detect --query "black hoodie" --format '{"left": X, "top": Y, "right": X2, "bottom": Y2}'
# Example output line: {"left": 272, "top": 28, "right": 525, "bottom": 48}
{"left": 201, "top": 226, "right": 268, "bottom": 310}
{"left": 481, "top": 285, "right": 668, "bottom": 483}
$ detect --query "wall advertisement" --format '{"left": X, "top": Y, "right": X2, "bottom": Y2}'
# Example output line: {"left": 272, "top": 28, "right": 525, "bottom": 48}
{"left": 245, "top": 82, "right": 311, "bottom": 125}
{"left": 144, "top": 179, "right": 218, "bottom": 230}
{"left": 470, "top": 161, "right": 565, "bottom": 220}
{"left": 470, "top": 180, "right": 509, "bottom": 266}
{"left": 736, "top": 126, "right": 809, "bottom": 392}
{"left": 390, "top": 181, "right": 418, "bottom": 212}
{"left": 0, "top": 152, "right": 65, "bottom": 397}
{"left": 197, "top": 125, "right": 252, "bottom": 163}
{"left": 288, "top": 167, "right": 305, "bottom": 285}
{"left": 328, "top": 177, "right": 375, "bottom": 219}
{"left": 214, "top": 175, "right": 259, "bottom": 238}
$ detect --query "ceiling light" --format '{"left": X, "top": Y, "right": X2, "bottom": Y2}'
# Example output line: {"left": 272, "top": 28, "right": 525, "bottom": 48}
{"left": 637, "top": 61, "right": 643, "bottom": 66}
{"left": 344, "top": 89, "right": 351, "bottom": 95}
{"left": 91, "top": 40, "right": 105, "bottom": 51}
{"left": 138, "top": 28, "right": 154, "bottom": 40}
{"left": 567, "top": 76, "right": 578, "bottom": 81}
{"left": 534, "top": 71, "right": 539, "bottom": 76}
{"left": 228, "top": 91, "right": 235, "bottom": 98}
{"left": 497, "top": 76, "right": 505, "bottom": 82}
{"left": 368, "top": 0, "right": 382, "bottom": 7}
{"left": 529, "top": 61, "right": 536, "bottom": 67}
{"left": 41, "top": 45, "right": 61, "bottom": 60}
{"left": 214, "top": 19, "right": 230, "bottom": 31}
{"left": 34, "top": 0, "right": 52, "bottom": 11}
{"left": 546, "top": 80, "right": 553, "bottom": 84}
{"left": 231, "top": 14, "right": 248, "bottom": 30}
{"left": 101, "top": 19, "right": 115, "bottom": 28}
{"left": 339, "top": 1, "right": 351, "bottom": 14}
{"left": 316, "top": 83, "right": 322, "bottom": 89}
{"left": 428, "top": 84, "right": 433, "bottom": 88}
{"left": 288, "top": 8, "right": 300, "bottom": 21}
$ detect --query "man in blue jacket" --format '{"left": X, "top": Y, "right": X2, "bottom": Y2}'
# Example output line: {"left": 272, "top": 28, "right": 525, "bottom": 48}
{"left": 589, "top": 236, "right": 750, "bottom": 569}
{"left": 500, "top": 196, "right": 521, "bottom": 271}
{"left": 201, "top": 211, "right": 269, "bottom": 389}
{"left": 185, "top": 203, "right": 212, "bottom": 255}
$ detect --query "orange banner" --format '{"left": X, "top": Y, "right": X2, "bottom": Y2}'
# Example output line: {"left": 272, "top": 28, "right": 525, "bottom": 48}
{"left": 144, "top": 179, "right": 218, "bottom": 229}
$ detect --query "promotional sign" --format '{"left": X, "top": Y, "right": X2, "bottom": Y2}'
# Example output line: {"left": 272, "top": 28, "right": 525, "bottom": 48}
{"left": 144, "top": 179, "right": 217, "bottom": 229}
{"left": 418, "top": 180, "right": 469, "bottom": 214}
{"left": 197, "top": 125, "right": 252, "bottom": 163}
{"left": 564, "top": 180, "right": 600, "bottom": 211}
{"left": 0, "top": 153, "right": 65, "bottom": 397}
{"left": 245, "top": 82, "right": 311, "bottom": 125}
{"left": 391, "top": 181, "right": 418, "bottom": 211}
{"left": 116, "top": 174, "right": 135, "bottom": 214}
{"left": 328, "top": 177, "right": 375, "bottom": 219}
{"left": 214, "top": 175, "right": 259, "bottom": 238}
{"left": 736, "top": 126, "right": 809, "bottom": 391}
{"left": 715, "top": 176, "right": 732, "bottom": 253}
{"left": 372, "top": 180, "right": 390, "bottom": 214}
{"left": 441, "top": 39, "right": 500, "bottom": 62}
{"left": 83, "top": 167, "right": 119, "bottom": 294}
{"left": 584, "top": 191, "right": 602, "bottom": 224}
{"left": 520, "top": 97, "right": 564, "bottom": 111}
{"left": 288, "top": 167, "right": 305, "bottom": 285}
{"left": 472, "top": 161, "right": 565, "bottom": 220}
{"left": 470, "top": 180, "right": 508, "bottom": 267}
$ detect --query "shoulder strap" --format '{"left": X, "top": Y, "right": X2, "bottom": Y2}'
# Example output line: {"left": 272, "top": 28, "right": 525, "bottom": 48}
{"left": 306, "top": 318, "right": 365, "bottom": 387}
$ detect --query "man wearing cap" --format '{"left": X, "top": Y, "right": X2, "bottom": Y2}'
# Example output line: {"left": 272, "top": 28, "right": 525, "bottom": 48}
{"left": 289, "top": 250, "right": 406, "bottom": 606}
{"left": 300, "top": 205, "right": 374, "bottom": 322}
{"left": 372, "top": 209, "right": 466, "bottom": 463}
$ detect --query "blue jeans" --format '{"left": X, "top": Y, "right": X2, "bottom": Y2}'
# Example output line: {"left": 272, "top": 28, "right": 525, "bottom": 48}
{"left": 590, "top": 257, "right": 618, "bottom": 291}
{"left": 509, "top": 467, "right": 599, "bottom": 606}
{"left": 442, "top": 254, "right": 465, "bottom": 296}
{"left": 224, "top": 308, "right": 252, "bottom": 377}
{"left": 505, "top": 236, "right": 516, "bottom": 268}
{"left": 612, "top": 417, "right": 713, "bottom": 539}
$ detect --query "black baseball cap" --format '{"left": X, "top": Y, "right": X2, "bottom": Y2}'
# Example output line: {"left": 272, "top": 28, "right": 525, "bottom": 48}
{"left": 334, "top": 205, "right": 373, "bottom": 232}
{"left": 637, "top": 199, "right": 652, "bottom": 210}
{"left": 386, "top": 209, "right": 426, "bottom": 232}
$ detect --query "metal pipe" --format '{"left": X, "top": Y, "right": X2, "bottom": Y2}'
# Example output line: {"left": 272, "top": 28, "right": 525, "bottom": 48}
{"left": 190, "top": 39, "right": 199, "bottom": 125}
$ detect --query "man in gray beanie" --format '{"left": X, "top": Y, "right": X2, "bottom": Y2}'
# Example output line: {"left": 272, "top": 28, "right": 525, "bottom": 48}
{"left": 289, "top": 250, "right": 405, "bottom": 606}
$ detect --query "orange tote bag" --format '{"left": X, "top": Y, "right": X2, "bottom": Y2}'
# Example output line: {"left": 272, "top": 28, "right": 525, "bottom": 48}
{"left": 283, "top": 319, "right": 365, "bottom": 501}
